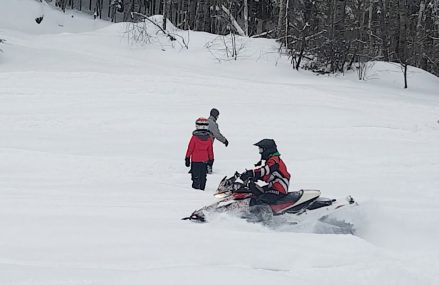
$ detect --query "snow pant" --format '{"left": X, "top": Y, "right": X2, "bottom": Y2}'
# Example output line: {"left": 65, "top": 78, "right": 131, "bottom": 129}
{"left": 246, "top": 185, "right": 287, "bottom": 222}
{"left": 249, "top": 185, "right": 287, "bottom": 206}
{"left": 190, "top": 162, "right": 208, "bottom": 190}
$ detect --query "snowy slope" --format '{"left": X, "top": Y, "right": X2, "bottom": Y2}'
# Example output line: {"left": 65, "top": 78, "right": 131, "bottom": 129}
{"left": 0, "top": 0, "right": 109, "bottom": 35}
{"left": 1, "top": 1, "right": 439, "bottom": 285}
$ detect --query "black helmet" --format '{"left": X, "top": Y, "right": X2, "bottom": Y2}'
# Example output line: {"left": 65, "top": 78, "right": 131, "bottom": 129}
{"left": 210, "top": 108, "right": 220, "bottom": 119}
{"left": 254, "top": 139, "right": 278, "bottom": 160}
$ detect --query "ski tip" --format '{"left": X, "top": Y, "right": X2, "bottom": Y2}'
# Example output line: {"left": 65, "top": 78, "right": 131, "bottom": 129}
{"left": 346, "top": 195, "right": 356, "bottom": 205}
{"left": 182, "top": 212, "right": 206, "bottom": 223}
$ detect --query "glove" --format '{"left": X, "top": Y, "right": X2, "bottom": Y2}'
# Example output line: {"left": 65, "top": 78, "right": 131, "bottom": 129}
{"left": 240, "top": 170, "right": 254, "bottom": 181}
{"left": 208, "top": 159, "right": 214, "bottom": 167}
{"left": 224, "top": 139, "right": 229, "bottom": 147}
{"left": 185, "top": 157, "right": 190, "bottom": 167}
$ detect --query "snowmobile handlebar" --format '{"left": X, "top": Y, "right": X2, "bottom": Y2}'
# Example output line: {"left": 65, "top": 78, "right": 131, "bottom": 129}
{"left": 236, "top": 170, "right": 258, "bottom": 185}
{"left": 216, "top": 172, "right": 254, "bottom": 195}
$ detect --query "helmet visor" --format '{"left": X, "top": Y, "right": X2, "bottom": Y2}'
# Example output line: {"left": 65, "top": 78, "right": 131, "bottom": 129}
{"left": 258, "top": 147, "right": 264, "bottom": 154}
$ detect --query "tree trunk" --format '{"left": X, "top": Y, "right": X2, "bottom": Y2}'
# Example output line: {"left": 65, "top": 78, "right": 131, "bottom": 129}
{"left": 434, "top": 0, "right": 439, "bottom": 75}
{"left": 98, "top": 0, "right": 103, "bottom": 18}
{"left": 277, "top": 0, "right": 286, "bottom": 39}
{"left": 188, "top": 0, "right": 197, "bottom": 29}
{"left": 195, "top": 0, "right": 205, "bottom": 31}
{"left": 155, "top": 0, "right": 161, "bottom": 14}
{"left": 416, "top": 0, "right": 426, "bottom": 67}
{"left": 398, "top": 0, "right": 408, "bottom": 88}
{"left": 244, "top": 0, "right": 249, "bottom": 36}
{"left": 285, "top": 0, "right": 290, "bottom": 47}
{"left": 202, "top": 0, "right": 210, "bottom": 33}
{"left": 124, "top": 0, "right": 134, "bottom": 21}
{"left": 162, "top": 0, "right": 169, "bottom": 30}
{"left": 296, "top": 34, "right": 305, "bottom": 70}
{"left": 435, "top": 0, "right": 439, "bottom": 36}
{"left": 368, "top": 0, "right": 374, "bottom": 49}
{"left": 378, "top": 0, "right": 389, "bottom": 61}
{"left": 221, "top": 5, "right": 246, "bottom": 36}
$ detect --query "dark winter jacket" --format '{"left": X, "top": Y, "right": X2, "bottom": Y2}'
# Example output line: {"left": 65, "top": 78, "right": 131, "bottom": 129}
{"left": 185, "top": 130, "right": 214, "bottom": 162}
{"left": 252, "top": 154, "right": 291, "bottom": 194}
{"left": 208, "top": 115, "right": 227, "bottom": 144}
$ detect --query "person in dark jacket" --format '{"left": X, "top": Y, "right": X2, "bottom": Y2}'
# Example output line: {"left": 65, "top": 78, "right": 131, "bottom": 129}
{"left": 240, "top": 139, "right": 291, "bottom": 206}
{"left": 207, "top": 108, "right": 228, "bottom": 174}
{"left": 185, "top": 118, "right": 214, "bottom": 190}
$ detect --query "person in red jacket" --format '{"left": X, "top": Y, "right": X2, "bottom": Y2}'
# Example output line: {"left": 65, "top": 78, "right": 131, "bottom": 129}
{"left": 240, "top": 139, "right": 291, "bottom": 206}
{"left": 185, "top": 118, "right": 214, "bottom": 190}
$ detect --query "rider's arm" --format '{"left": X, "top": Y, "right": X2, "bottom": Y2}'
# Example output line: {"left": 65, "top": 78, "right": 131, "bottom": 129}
{"left": 253, "top": 159, "right": 279, "bottom": 179}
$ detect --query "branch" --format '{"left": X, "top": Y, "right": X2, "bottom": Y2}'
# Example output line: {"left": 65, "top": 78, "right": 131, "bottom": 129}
{"left": 368, "top": 32, "right": 384, "bottom": 42}
{"left": 424, "top": 54, "right": 439, "bottom": 67}
{"left": 304, "top": 30, "right": 327, "bottom": 41}
{"left": 131, "top": 12, "right": 176, "bottom": 42}
{"left": 250, "top": 29, "right": 275, "bottom": 38}
{"left": 220, "top": 5, "right": 246, "bottom": 37}
{"left": 172, "top": 32, "right": 189, "bottom": 49}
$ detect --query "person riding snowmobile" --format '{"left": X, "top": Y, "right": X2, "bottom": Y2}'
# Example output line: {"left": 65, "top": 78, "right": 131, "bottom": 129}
{"left": 240, "top": 139, "right": 291, "bottom": 206}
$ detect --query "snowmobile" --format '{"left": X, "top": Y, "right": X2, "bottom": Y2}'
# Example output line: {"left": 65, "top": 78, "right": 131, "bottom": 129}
{"left": 182, "top": 172, "right": 357, "bottom": 233}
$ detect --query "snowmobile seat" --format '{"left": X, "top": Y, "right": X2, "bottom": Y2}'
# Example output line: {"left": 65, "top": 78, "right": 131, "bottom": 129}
{"left": 271, "top": 190, "right": 303, "bottom": 205}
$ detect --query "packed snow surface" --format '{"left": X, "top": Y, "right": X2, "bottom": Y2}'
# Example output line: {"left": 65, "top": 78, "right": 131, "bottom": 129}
{"left": 1, "top": 1, "right": 439, "bottom": 284}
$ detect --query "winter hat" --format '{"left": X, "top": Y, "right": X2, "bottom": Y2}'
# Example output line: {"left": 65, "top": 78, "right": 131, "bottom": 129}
{"left": 195, "top": 117, "right": 209, "bottom": 130}
{"left": 210, "top": 108, "right": 220, "bottom": 119}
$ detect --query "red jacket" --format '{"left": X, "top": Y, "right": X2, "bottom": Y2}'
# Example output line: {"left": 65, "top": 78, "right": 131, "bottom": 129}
{"left": 253, "top": 155, "right": 290, "bottom": 194}
{"left": 185, "top": 131, "right": 214, "bottom": 162}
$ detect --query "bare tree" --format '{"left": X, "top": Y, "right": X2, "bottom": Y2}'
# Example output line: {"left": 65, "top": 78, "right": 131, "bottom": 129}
{"left": 377, "top": 0, "right": 390, "bottom": 61}
{"left": 244, "top": 0, "right": 249, "bottom": 36}
{"left": 220, "top": 5, "right": 246, "bottom": 36}
{"left": 48, "top": 0, "right": 439, "bottom": 79}
{"left": 398, "top": 0, "right": 409, "bottom": 88}
{"left": 130, "top": 12, "right": 189, "bottom": 48}
{"left": 277, "top": 0, "right": 287, "bottom": 41}
{"left": 205, "top": 33, "right": 246, "bottom": 61}
{"left": 415, "top": 0, "right": 426, "bottom": 67}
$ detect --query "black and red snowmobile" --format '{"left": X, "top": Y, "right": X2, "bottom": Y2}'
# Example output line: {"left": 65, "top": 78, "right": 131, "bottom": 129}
{"left": 183, "top": 172, "right": 357, "bottom": 233}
